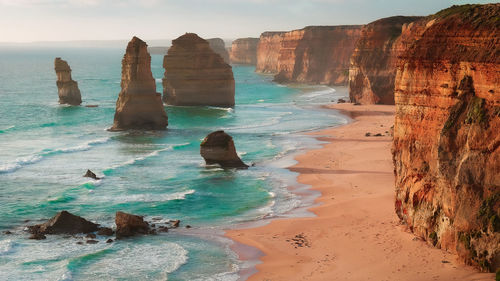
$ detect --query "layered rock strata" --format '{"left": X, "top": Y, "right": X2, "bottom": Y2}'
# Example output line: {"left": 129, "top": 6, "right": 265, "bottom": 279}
{"left": 111, "top": 36, "right": 168, "bottom": 131}
{"left": 229, "top": 38, "right": 259, "bottom": 65}
{"left": 54, "top": 58, "right": 82, "bottom": 105}
{"left": 163, "top": 33, "right": 235, "bottom": 107}
{"left": 200, "top": 130, "right": 248, "bottom": 168}
{"left": 392, "top": 4, "right": 500, "bottom": 271}
{"left": 348, "top": 16, "right": 421, "bottom": 104}
{"left": 256, "top": 32, "right": 286, "bottom": 73}
{"left": 207, "top": 38, "right": 230, "bottom": 63}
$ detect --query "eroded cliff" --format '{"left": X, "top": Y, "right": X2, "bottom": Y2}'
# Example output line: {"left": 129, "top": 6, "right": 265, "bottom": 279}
{"left": 256, "top": 32, "right": 285, "bottom": 73}
{"left": 163, "top": 33, "right": 235, "bottom": 107}
{"left": 111, "top": 36, "right": 168, "bottom": 131}
{"left": 348, "top": 16, "right": 421, "bottom": 104}
{"left": 207, "top": 38, "right": 230, "bottom": 64}
{"left": 229, "top": 38, "right": 259, "bottom": 65}
{"left": 54, "top": 58, "right": 82, "bottom": 106}
{"left": 392, "top": 4, "right": 499, "bottom": 271}
{"left": 255, "top": 26, "right": 361, "bottom": 85}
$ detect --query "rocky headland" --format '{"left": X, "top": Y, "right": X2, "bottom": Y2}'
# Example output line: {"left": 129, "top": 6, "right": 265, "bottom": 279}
{"left": 54, "top": 58, "right": 82, "bottom": 106}
{"left": 207, "top": 38, "right": 230, "bottom": 63}
{"left": 110, "top": 36, "right": 168, "bottom": 131}
{"left": 392, "top": 4, "right": 499, "bottom": 272}
{"left": 255, "top": 26, "right": 362, "bottom": 85}
{"left": 256, "top": 32, "right": 286, "bottom": 73}
{"left": 162, "top": 33, "right": 235, "bottom": 107}
{"left": 229, "top": 37, "right": 259, "bottom": 65}
{"left": 348, "top": 16, "right": 421, "bottom": 104}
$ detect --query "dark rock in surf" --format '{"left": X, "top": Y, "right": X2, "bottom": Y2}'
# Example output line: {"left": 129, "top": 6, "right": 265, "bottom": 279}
{"left": 84, "top": 169, "right": 100, "bottom": 180}
{"left": 28, "top": 211, "right": 99, "bottom": 235}
{"left": 200, "top": 130, "right": 248, "bottom": 169}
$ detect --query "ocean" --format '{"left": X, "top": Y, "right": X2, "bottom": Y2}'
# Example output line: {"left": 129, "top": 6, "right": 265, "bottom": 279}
{"left": 0, "top": 46, "right": 348, "bottom": 280}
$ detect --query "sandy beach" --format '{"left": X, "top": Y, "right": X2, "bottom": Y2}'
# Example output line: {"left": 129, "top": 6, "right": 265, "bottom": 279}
{"left": 226, "top": 104, "right": 494, "bottom": 281}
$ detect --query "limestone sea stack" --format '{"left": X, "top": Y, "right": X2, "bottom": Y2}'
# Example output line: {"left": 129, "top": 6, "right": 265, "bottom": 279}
{"left": 229, "top": 38, "right": 259, "bottom": 65}
{"left": 348, "top": 16, "right": 421, "bottom": 104}
{"left": 392, "top": 4, "right": 499, "bottom": 272}
{"left": 110, "top": 37, "right": 168, "bottom": 131}
{"left": 207, "top": 38, "right": 230, "bottom": 63}
{"left": 162, "top": 33, "right": 235, "bottom": 107}
{"left": 54, "top": 58, "right": 82, "bottom": 105}
{"left": 200, "top": 130, "right": 248, "bottom": 168}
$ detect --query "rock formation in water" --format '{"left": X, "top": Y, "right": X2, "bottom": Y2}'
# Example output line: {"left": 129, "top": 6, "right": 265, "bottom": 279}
{"left": 255, "top": 26, "right": 361, "bottom": 85}
{"left": 54, "top": 58, "right": 82, "bottom": 105}
{"left": 28, "top": 211, "right": 99, "bottom": 235}
{"left": 84, "top": 169, "right": 100, "bottom": 180}
{"left": 200, "top": 130, "right": 248, "bottom": 168}
{"left": 392, "top": 4, "right": 500, "bottom": 272}
{"left": 229, "top": 38, "right": 259, "bottom": 65}
{"left": 110, "top": 36, "right": 168, "bottom": 131}
{"left": 162, "top": 33, "right": 235, "bottom": 107}
{"left": 207, "top": 38, "right": 230, "bottom": 63}
{"left": 256, "top": 32, "right": 286, "bottom": 73}
{"left": 348, "top": 16, "right": 421, "bottom": 104}
{"left": 115, "top": 211, "right": 151, "bottom": 238}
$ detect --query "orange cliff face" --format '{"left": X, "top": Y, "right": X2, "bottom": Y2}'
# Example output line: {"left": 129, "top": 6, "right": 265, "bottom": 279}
{"left": 229, "top": 38, "right": 259, "bottom": 65}
{"left": 256, "top": 32, "right": 286, "bottom": 73}
{"left": 392, "top": 4, "right": 500, "bottom": 272}
{"left": 348, "top": 16, "right": 421, "bottom": 104}
{"left": 257, "top": 26, "right": 362, "bottom": 86}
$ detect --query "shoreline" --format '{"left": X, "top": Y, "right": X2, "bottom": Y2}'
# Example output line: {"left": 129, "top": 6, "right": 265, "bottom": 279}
{"left": 226, "top": 104, "right": 494, "bottom": 281}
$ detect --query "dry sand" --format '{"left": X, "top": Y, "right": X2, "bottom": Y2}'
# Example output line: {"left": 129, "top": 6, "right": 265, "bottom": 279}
{"left": 226, "top": 104, "right": 494, "bottom": 281}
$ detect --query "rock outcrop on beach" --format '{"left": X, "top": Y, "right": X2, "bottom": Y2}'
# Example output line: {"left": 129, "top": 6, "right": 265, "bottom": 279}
{"left": 392, "top": 4, "right": 500, "bottom": 272}
{"left": 110, "top": 36, "right": 168, "bottom": 131}
{"left": 229, "top": 38, "right": 259, "bottom": 65}
{"left": 207, "top": 38, "right": 230, "bottom": 63}
{"left": 115, "top": 211, "right": 151, "bottom": 238}
{"left": 28, "top": 211, "right": 99, "bottom": 235}
{"left": 54, "top": 58, "right": 82, "bottom": 106}
{"left": 256, "top": 32, "right": 286, "bottom": 73}
{"left": 200, "top": 130, "right": 248, "bottom": 168}
{"left": 348, "top": 16, "right": 421, "bottom": 104}
{"left": 162, "top": 33, "right": 235, "bottom": 107}
{"left": 255, "top": 26, "right": 361, "bottom": 85}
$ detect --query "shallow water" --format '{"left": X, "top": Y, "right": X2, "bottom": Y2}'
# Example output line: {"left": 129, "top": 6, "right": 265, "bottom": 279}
{"left": 0, "top": 47, "right": 349, "bottom": 280}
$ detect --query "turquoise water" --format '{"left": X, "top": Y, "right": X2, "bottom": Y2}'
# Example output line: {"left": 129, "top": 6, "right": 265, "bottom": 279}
{"left": 0, "top": 46, "right": 348, "bottom": 280}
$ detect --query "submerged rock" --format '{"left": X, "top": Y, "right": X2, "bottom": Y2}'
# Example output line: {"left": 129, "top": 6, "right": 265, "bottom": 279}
{"left": 54, "top": 58, "right": 82, "bottom": 106}
{"left": 83, "top": 169, "right": 100, "bottom": 180}
{"left": 200, "top": 130, "right": 248, "bottom": 168}
{"left": 162, "top": 33, "right": 235, "bottom": 107}
{"left": 110, "top": 36, "right": 168, "bottom": 131}
{"left": 28, "top": 211, "right": 99, "bottom": 235}
{"left": 97, "top": 227, "right": 114, "bottom": 236}
{"left": 115, "top": 211, "right": 150, "bottom": 239}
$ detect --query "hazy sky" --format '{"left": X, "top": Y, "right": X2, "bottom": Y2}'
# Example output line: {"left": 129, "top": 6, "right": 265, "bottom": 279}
{"left": 0, "top": 0, "right": 493, "bottom": 42}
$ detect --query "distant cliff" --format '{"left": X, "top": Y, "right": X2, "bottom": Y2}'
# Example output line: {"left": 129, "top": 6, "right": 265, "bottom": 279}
{"left": 256, "top": 32, "right": 285, "bottom": 73}
{"left": 229, "top": 38, "right": 259, "bottom": 65}
{"left": 207, "top": 38, "right": 230, "bottom": 64}
{"left": 348, "top": 16, "right": 421, "bottom": 104}
{"left": 255, "top": 26, "right": 362, "bottom": 85}
{"left": 392, "top": 4, "right": 499, "bottom": 272}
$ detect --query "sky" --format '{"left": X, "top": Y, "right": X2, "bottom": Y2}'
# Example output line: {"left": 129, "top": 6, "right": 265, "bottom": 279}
{"left": 0, "top": 0, "right": 493, "bottom": 43}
